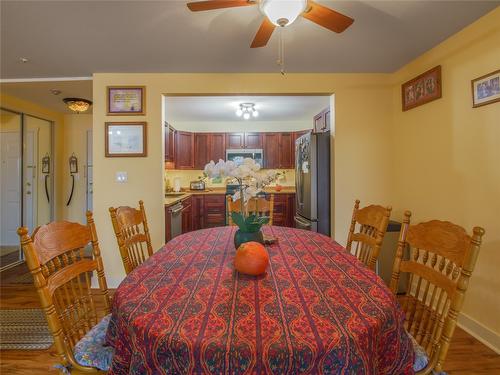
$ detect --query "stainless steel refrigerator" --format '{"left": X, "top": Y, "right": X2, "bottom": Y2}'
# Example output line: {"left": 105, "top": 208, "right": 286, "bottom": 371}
{"left": 294, "top": 131, "right": 331, "bottom": 235}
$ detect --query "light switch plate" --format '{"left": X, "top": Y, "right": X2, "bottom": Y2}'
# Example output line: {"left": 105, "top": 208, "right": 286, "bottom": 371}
{"left": 116, "top": 171, "right": 127, "bottom": 183}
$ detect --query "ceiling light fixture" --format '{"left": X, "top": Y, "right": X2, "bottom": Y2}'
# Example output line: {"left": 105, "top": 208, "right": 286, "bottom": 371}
{"left": 236, "top": 103, "right": 259, "bottom": 120}
{"left": 63, "top": 97, "right": 92, "bottom": 113}
{"left": 260, "top": 0, "right": 307, "bottom": 27}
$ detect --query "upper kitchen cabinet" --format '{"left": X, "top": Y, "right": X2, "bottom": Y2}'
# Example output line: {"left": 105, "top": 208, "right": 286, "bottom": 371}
{"left": 263, "top": 132, "right": 294, "bottom": 169}
{"left": 226, "top": 132, "right": 262, "bottom": 149}
{"left": 175, "top": 131, "right": 195, "bottom": 169}
{"left": 164, "top": 123, "right": 176, "bottom": 164}
{"left": 244, "top": 132, "right": 263, "bottom": 149}
{"left": 194, "top": 133, "right": 210, "bottom": 169}
{"left": 313, "top": 107, "right": 331, "bottom": 133}
{"left": 226, "top": 132, "right": 245, "bottom": 149}
{"left": 194, "top": 133, "right": 226, "bottom": 168}
{"left": 209, "top": 133, "right": 226, "bottom": 162}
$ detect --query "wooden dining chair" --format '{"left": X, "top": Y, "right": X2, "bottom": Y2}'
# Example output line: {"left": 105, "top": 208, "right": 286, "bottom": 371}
{"left": 346, "top": 199, "right": 392, "bottom": 270}
{"left": 227, "top": 194, "right": 274, "bottom": 225}
{"left": 17, "top": 212, "right": 112, "bottom": 374}
{"left": 109, "top": 200, "right": 153, "bottom": 275}
{"left": 390, "top": 211, "right": 485, "bottom": 374}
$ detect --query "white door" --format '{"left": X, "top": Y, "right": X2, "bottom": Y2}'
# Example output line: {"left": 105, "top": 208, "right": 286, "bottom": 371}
{"left": 0, "top": 132, "right": 21, "bottom": 245}
{"left": 24, "top": 130, "right": 38, "bottom": 233}
{"left": 86, "top": 130, "right": 93, "bottom": 214}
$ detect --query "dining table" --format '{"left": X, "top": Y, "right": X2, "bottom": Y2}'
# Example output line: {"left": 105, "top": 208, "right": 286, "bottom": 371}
{"left": 105, "top": 226, "right": 414, "bottom": 374}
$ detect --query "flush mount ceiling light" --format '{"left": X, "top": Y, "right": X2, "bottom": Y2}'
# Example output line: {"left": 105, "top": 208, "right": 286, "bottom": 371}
{"left": 63, "top": 98, "right": 92, "bottom": 113}
{"left": 236, "top": 103, "right": 259, "bottom": 120}
{"left": 259, "top": 0, "right": 307, "bottom": 27}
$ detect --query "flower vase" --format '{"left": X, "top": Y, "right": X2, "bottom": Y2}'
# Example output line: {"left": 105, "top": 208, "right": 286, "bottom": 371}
{"left": 234, "top": 229, "right": 264, "bottom": 249}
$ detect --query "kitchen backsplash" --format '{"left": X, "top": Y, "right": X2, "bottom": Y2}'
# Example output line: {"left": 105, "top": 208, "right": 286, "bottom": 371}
{"left": 165, "top": 169, "right": 296, "bottom": 190}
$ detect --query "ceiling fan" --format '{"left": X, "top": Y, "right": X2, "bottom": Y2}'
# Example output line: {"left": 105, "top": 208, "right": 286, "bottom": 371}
{"left": 186, "top": 0, "right": 354, "bottom": 48}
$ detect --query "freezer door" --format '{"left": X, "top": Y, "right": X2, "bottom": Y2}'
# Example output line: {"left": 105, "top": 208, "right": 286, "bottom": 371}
{"left": 295, "top": 133, "right": 316, "bottom": 220}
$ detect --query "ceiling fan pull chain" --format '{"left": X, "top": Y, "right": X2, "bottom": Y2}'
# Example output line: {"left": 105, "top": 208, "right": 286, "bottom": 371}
{"left": 277, "top": 26, "right": 286, "bottom": 75}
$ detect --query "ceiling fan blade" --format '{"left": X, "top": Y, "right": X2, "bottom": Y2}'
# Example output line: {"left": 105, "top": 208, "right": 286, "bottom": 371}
{"left": 302, "top": 1, "right": 354, "bottom": 33}
{"left": 187, "top": 0, "right": 255, "bottom": 12}
{"left": 251, "top": 18, "right": 276, "bottom": 48}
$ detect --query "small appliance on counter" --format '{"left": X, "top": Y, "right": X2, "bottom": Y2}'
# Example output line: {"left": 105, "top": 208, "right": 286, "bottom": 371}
{"left": 173, "top": 177, "right": 181, "bottom": 192}
{"left": 190, "top": 180, "right": 206, "bottom": 191}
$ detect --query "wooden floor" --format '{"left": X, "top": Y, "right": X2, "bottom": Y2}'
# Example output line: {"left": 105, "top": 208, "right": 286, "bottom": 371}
{"left": 1, "top": 277, "right": 499, "bottom": 374}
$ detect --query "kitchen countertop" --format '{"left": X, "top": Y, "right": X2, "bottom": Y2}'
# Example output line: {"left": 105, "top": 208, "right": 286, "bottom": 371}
{"left": 164, "top": 186, "right": 296, "bottom": 207}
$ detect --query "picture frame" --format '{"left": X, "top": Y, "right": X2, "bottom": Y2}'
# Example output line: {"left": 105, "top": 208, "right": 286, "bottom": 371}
{"left": 105, "top": 122, "right": 147, "bottom": 157}
{"left": 402, "top": 65, "right": 442, "bottom": 111}
{"left": 107, "top": 86, "right": 145, "bottom": 115}
{"left": 471, "top": 69, "right": 500, "bottom": 108}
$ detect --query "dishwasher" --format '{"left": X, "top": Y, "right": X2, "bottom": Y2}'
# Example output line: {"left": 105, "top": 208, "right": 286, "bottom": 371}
{"left": 169, "top": 203, "right": 183, "bottom": 239}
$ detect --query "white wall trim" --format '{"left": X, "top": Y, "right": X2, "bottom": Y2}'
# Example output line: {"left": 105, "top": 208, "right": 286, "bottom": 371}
{"left": 458, "top": 312, "right": 500, "bottom": 354}
{"left": 0, "top": 77, "right": 92, "bottom": 83}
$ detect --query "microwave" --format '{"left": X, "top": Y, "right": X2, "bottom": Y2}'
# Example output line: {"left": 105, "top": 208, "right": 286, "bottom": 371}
{"left": 226, "top": 149, "right": 264, "bottom": 167}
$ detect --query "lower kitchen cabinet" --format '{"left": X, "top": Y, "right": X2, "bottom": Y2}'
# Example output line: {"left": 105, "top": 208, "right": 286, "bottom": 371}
{"left": 164, "top": 205, "right": 172, "bottom": 243}
{"left": 203, "top": 195, "right": 226, "bottom": 228}
{"left": 191, "top": 195, "right": 205, "bottom": 230}
{"left": 273, "top": 193, "right": 296, "bottom": 227}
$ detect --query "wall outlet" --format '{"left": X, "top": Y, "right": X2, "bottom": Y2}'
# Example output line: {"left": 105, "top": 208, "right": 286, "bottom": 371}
{"left": 116, "top": 171, "right": 127, "bottom": 183}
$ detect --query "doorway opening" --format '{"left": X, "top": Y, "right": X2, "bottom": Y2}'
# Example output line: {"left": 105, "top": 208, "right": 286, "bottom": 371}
{"left": 0, "top": 108, "right": 54, "bottom": 272}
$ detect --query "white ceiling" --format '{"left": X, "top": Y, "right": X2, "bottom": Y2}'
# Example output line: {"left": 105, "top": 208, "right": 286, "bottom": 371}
{"left": 0, "top": 80, "right": 93, "bottom": 114}
{"left": 1, "top": 1, "right": 498, "bottom": 78}
{"left": 165, "top": 95, "right": 331, "bottom": 122}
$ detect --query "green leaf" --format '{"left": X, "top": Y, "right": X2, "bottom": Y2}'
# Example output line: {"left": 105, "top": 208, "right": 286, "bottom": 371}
{"left": 231, "top": 212, "right": 247, "bottom": 231}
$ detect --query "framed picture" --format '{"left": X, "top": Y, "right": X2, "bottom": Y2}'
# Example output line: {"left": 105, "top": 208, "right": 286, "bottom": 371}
{"left": 402, "top": 66, "right": 442, "bottom": 111}
{"left": 107, "top": 86, "right": 145, "bottom": 115}
{"left": 471, "top": 69, "right": 500, "bottom": 108}
{"left": 105, "top": 122, "right": 147, "bottom": 157}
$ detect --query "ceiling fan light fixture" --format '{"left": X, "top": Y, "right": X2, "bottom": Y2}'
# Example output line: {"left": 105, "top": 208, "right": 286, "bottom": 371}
{"left": 260, "top": 0, "right": 307, "bottom": 27}
{"left": 63, "top": 97, "right": 92, "bottom": 113}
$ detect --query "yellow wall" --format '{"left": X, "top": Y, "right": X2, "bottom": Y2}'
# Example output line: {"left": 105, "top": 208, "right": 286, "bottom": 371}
{"left": 62, "top": 114, "right": 93, "bottom": 222}
{"left": 93, "top": 73, "right": 394, "bottom": 286}
{"left": 0, "top": 93, "right": 65, "bottom": 220}
{"left": 391, "top": 7, "right": 500, "bottom": 345}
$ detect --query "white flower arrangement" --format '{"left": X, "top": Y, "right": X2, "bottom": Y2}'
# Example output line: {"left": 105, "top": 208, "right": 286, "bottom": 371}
{"left": 204, "top": 158, "right": 279, "bottom": 203}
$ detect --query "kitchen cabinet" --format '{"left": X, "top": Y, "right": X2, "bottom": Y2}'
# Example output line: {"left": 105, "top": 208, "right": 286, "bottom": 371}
{"left": 194, "top": 133, "right": 210, "bottom": 169}
{"left": 191, "top": 195, "right": 205, "bottom": 230}
{"left": 181, "top": 196, "right": 192, "bottom": 233}
{"left": 272, "top": 193, "right": 296, "bottom": 227}
{"left": 175, "top": 131, "right": 195, "bottom": 169}
{"left": 263, "top": 133, "right": 279, "bottom": 169}
{"left": 226, "top": 132, "right": 262, "bottom": 149}
{"left": 164, "top": 123, "right": 176, "bottom": 164}
{"left": 244, "top": 132, "right": 263, "bottom": 149}
{"left": 313, "top": 107, "right": 331, "bottom": 133}
{"left": 263, "top": 132, "right": 294, "bottom": 169}
{"left": 226, "top": 133, "right": 245, "bottom": 149}
{"left": 209, "top": 133, "right": 226, "bottom": 162}
{"left": 203, "top": 194, "right": 226, "bottom": 227}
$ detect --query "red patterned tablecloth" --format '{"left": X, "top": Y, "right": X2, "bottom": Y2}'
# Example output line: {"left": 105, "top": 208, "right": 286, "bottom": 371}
{"left": 106, "top": 226, "right": 414, "bottom": 374}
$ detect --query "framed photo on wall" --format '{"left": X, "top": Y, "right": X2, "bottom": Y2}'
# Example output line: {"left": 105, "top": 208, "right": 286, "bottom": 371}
{"left": 107, "top": 86, "right": 145, "bottom": 115}
{"left": 105, "top": 122, "right": 147, "bottom": 157}
{"left": 402, "top": 65, "right": 442, "bottom": 111}
{"left": 471, "top": 69, "right": 500, "bottom": 108}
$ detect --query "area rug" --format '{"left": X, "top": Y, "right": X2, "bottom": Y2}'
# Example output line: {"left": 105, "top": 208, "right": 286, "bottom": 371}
{"left": 0, "top": 309, "right": 53, "bottom": 350}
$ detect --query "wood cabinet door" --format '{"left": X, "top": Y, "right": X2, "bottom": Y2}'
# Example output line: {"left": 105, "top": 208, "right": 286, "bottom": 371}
{"left": 226, "top": 133, "right": 244, "bottom": 149}
{"left": 209, "top": 133, "right": 226, "bottom": 162}
{"left": 279, "top": 132, "right": 294, "bottom": 169}
{"left": 244, "top": 132, "right": 263, "bottom": 149}
{"left": 263, "top": 133, "right": 279, "bottom": 169}
{"left": 324, "top": 109, "right": 331, "bottom": 132}
{"left": 191, "top": 195, "right": 204, "bottom": 230}
{"left": 272, "top": 194, "right": 287, "bottom": 226}
{"left": 314, "top": 112, "right": 325, "bottom": 133}
{"left": 286, "top": 193, "right": 296, "bottom": 227}
{"left": 194, "top": 133, "right": 210, "bottom": 169}
{"left": 175, "top": 131, "right": 194, "bottom": 169}
{"left": 204, "top": 194, "right": 226, "bottom": 227}
{"left": 181, "top": 197, "right": 192, "bottom": 233}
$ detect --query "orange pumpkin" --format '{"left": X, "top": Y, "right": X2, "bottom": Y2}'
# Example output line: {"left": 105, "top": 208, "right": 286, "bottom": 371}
{"left": 234, "top": 241, "right": 269, "bottom": 276}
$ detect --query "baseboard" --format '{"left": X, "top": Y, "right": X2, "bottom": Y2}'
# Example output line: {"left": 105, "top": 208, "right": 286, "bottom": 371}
{"left": 458, "top": 312, "right": 500, "bottom": 354}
